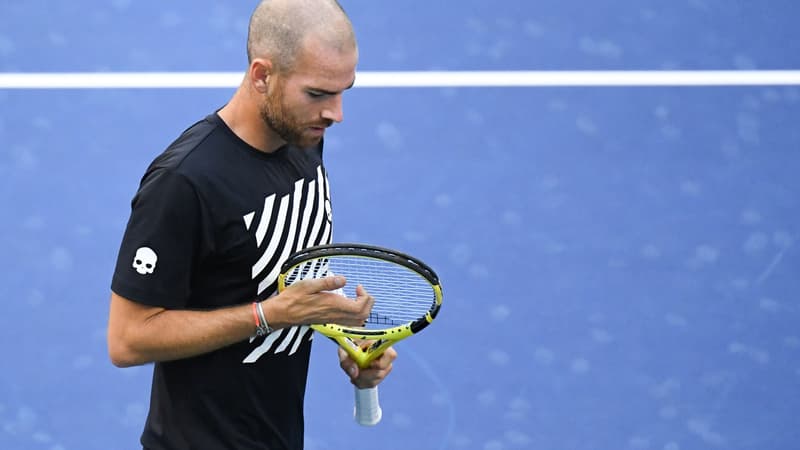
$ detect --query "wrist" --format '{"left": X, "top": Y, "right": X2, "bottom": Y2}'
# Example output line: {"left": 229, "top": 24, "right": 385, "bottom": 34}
{"left": 259, "top": 298, "right": 290, "bottom": 331}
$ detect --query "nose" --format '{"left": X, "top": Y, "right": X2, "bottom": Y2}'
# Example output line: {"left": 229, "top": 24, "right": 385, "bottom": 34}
{"left": 321, "top": 94, "right": 344, "bottom": 123}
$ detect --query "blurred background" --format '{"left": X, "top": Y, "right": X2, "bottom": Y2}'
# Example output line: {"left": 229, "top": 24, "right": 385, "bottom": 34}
{"left": 1, "top": 1, "right": 799, "bottom": 449}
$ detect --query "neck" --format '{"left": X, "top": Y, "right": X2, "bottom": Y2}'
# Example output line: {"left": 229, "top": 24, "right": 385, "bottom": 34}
{"left": 218, "top": 86, "right": 286, "bottom": 153}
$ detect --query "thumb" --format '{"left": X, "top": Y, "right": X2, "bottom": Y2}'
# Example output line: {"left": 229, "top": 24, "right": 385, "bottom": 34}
{"left": 339, "top": 347, "right": 359, "bottom": 378}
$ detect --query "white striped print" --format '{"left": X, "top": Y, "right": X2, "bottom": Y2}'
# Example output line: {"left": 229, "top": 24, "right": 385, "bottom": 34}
{"left": 274, "top": 326, "right": 300, "bottom": 353}
{"left": 318, "top": 214, "right": 331, "bottom": 247}
{"left": 249, "top": 166, "right": 330, "bottom": 289}
{"left": 251, "top": 193, "right": 288, "bottom": 280}
{"left": 243, "top": 165, "right": 331, "bottom": 364}
{"left": 295, "top": 179, "right": 316, "bottom": 251}
{"left": 243, "top": 325, "right": 314, "bottom": 362}
{"left": 305, "top": 166, "right": 328, "bottom": 248}
{"left": 244, "top": 331, "right": 284, "bottom": 363}
{"left": 257, "top": 179, "right": 305, "bottom": 294}
{"left": 254, "top": 194, "right": 276, "bottom": 247}
{"left": 290, "top": 326, "right": 314, "bottom": 355}
{"left": 319, "top": 172, "right": 332, "bottom": 245}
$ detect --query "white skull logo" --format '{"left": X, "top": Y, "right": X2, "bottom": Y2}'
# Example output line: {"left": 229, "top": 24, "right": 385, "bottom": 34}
{"left": 132, "top": 247, "right": 158, "bottom": 275}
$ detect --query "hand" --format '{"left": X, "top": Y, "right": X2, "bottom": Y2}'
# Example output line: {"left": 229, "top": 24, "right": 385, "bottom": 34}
{"left": 339, "top": 346, "right": 397, "bottom": 389}
{"left": 266, "top": 276, "right": 374, "bottom": 329}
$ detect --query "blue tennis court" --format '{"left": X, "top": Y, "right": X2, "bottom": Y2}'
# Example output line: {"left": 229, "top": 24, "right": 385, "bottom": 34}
{"left": 2, "top": 1, "right": 799, "bottom": 449}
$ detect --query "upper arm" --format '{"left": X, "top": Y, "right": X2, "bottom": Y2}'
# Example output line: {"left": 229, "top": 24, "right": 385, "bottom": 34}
{"left": 110, "top": 168, "right": 203, "bottom": 309}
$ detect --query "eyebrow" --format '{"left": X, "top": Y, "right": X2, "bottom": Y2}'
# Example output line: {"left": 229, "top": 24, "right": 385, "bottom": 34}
{"left": 309, "top": 77, "right": 356, "bottom": 95}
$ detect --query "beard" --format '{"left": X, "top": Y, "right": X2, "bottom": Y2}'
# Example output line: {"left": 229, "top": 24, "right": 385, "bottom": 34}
{"left": 259, "top": 81, "right": 329, "bottom": 149}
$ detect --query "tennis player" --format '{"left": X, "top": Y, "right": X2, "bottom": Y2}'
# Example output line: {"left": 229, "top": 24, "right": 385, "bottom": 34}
{"left": 106, "top": 1, "right": 396, "bottom": 448}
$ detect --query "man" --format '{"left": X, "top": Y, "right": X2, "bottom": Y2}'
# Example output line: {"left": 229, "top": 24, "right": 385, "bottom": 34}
{"left": 107, "top": 1, "right": 396, "bottom": 448}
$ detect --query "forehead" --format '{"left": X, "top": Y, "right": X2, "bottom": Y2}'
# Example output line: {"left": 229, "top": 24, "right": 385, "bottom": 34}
{"left": 286, "top": 35, "right": 358, "bottom": 90}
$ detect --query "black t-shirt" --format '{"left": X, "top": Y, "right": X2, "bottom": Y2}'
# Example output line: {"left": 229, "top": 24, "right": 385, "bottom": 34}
{"left": 111, "top": 113, "right": 333, "bottom": 449}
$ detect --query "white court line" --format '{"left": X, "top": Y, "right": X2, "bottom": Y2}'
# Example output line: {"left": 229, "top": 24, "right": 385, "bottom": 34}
{"left": 1, "top": 70, "right": 800, "bottom": 89}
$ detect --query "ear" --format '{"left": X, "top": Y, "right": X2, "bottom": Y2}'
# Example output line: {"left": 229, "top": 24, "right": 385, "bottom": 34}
{"left": 249, "top": 58, "right": 273, "bottom": 93}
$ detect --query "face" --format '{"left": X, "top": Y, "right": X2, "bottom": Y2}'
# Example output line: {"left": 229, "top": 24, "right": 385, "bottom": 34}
{"left": 259, "top": 37, "right": 357, "bottom": 149}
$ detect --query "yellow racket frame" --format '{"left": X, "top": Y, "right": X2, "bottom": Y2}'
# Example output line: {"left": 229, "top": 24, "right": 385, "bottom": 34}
{"left": 277, "top": 244, "right": 443, "bottom": 368}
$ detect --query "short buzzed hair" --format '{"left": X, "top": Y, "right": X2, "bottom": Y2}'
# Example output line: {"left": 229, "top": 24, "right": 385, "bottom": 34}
{"left": 246, "top": 0, "right": 356, "bottom": 72}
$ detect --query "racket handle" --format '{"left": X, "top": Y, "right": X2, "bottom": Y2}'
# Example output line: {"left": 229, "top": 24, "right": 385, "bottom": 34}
{"left": 354, "top": 386, "right": 382, "bottom": 426}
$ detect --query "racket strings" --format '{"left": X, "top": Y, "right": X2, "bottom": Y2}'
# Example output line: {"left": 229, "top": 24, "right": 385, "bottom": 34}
{"left": 284, "top": 256, "right": 435, "bottom": 329}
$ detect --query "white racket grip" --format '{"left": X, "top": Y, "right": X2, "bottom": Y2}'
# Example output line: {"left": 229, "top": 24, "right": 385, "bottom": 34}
{"left": 354, "top": 386, "right": 382, "bottom": 426}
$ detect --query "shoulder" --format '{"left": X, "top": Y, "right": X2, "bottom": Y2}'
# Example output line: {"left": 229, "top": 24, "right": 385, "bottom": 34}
{"left": 144, "top": 114, "right": 221, "bottom": 177}
{"left": 137, "top": 113, "right": 251, "bottom": 196}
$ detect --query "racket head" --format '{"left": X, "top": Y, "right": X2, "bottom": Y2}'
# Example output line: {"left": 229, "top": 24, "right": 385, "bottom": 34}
{"left": 278, "top": 243, "right": 443, "bottom": 367}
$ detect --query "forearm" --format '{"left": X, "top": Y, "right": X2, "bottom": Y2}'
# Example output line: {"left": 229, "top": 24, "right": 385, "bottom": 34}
{"left": 108, "top": 276, "right": 371, "bottom": 367}
{"left": 108, "top": 293, "right": 256, "bottom": 367}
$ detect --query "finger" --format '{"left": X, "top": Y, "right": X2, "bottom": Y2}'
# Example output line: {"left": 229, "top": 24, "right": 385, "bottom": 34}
{"left": 368, "top": 347, "right": 397, "bottom": 370}
{"left": 302, "top": 275, "right": 346, "bottom": 293}
{"left": 354, "top": 361, "right": 393, "bottom": 389}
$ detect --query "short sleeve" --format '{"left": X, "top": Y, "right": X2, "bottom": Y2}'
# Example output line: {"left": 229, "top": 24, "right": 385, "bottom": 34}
{"left": 111, "top": 168, "right": 204, "bottom": 308}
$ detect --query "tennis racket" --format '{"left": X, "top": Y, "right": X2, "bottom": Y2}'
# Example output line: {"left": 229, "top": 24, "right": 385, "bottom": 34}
{"left": 278, "top": 243, "right": 443, "bottom": 426}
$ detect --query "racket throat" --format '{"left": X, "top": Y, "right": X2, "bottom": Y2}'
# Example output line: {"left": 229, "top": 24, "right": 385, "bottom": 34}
{"left": 338, "top": 337, "right": 392, "bottom": 369}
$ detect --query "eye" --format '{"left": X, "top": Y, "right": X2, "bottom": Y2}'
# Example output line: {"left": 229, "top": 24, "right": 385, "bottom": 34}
{"left": 307, "top": 90, "right": 325, "bottom": 99}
